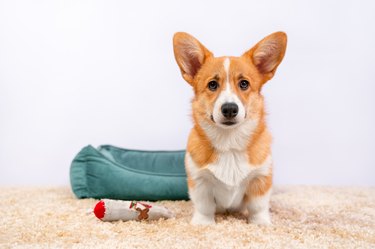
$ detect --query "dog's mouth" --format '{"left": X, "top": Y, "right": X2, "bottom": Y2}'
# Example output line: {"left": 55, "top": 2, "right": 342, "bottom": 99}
{"left": 210, "top": 115, "right": 237, "bottom": 126}
{"left": 221, "top": 121, "right": 237, "bottom": 126}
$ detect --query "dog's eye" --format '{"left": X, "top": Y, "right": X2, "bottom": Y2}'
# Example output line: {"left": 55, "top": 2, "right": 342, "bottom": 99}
{"left": 208, "top": 81, "right": 219, "bottom": 91}
{"left": 239, "top": 80, "right": 250, "bottom": 90}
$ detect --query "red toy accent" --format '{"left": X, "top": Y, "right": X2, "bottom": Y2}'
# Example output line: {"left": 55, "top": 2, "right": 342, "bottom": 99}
{"left": 94, "top": 200, "right": 105, "bottom": 219}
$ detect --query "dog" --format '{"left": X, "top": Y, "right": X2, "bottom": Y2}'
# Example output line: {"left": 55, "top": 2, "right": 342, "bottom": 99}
{"left": 173, "top": 31, "right": 287, "bottom": 225}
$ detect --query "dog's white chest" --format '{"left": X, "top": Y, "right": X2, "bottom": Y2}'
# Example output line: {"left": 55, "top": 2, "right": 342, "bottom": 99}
{"left": 186, "top": 151, "right": 273, "bottom": 211}
{"left": 207, "top": 151, "right": 251, "bottom": 187}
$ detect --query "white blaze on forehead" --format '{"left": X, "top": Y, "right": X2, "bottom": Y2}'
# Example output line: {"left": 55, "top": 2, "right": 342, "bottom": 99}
{"left": 222, "top": 57, "right": 234, "bottom": 99}
{"left": 224, "top": 57, "right": 230, "bottom": 90}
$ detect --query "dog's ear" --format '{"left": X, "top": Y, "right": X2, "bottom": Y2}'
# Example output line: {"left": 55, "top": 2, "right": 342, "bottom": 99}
{"left": 173, "top": 32, "right": 213, "bottom": 85}
{"left": 243, "top": 32, "right": 287, "bottom": 81}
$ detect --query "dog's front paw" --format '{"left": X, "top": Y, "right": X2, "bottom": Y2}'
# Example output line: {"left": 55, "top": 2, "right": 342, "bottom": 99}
{"left": 248, "top": 211, "right": 271, "bottom": 225}
{"left": 191, "top": 212, "right": 215, "bottom": 225}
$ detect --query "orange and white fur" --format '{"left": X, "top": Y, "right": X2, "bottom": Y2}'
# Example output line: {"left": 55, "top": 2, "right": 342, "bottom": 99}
{"left": 173, "top": 32, "right": 287, "bottom": 225}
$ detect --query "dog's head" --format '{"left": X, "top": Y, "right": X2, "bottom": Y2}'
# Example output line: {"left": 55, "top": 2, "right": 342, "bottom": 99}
{"left": 173, "top": 32, "right": 287, "bottom": 129}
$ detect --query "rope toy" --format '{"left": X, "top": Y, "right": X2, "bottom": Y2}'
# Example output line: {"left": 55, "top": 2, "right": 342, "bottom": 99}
{"left": 93, "top": 199, "right": 175, "bottom": 221}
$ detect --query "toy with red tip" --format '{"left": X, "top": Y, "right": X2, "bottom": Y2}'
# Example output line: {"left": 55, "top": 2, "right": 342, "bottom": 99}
{"left": 92, "top": 199, "right": 175, "bottom": 222}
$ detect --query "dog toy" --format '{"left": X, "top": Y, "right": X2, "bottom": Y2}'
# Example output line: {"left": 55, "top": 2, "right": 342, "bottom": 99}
{"left": 93, "top": 199, "right": 175, "bottom": 221}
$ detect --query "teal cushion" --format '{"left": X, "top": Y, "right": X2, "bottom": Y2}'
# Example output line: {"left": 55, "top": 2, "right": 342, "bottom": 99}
{"left": 70, "top": 145, "right": 189, "bottom": 200}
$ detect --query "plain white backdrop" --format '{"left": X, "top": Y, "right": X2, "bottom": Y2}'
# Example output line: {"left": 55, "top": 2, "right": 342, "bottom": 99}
{"left": 0, "top": 0, "right": 374, "bottom": 186}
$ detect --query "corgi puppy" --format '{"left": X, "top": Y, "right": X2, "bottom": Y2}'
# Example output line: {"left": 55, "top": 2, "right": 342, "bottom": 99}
{"left": 173, "top": 31, "right": 287, "bottom": 225}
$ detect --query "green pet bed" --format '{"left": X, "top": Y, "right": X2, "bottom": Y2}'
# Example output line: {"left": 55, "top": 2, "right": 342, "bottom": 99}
{"left": 70, "top": 145, "right": 188, "bottom": 201}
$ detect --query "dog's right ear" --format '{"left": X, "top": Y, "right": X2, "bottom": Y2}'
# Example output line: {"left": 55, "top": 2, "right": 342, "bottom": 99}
{"left": 173, "top": 32, "right": 213, "bottom": 85}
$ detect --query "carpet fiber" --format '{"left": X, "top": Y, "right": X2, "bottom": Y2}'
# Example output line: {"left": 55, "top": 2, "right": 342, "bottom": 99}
{"left": 1, "top": 186, "right": 374, "bottom": 248}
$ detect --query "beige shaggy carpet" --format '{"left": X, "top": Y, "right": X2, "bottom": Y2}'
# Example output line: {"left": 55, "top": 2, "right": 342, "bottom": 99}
{"left": 1, "top": 186, "right": 374, "bottom": 249}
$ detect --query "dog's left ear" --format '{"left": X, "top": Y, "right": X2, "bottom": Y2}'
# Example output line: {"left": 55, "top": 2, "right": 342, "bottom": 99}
{"left": 243, "top": 32, "right": 287, "bottom": 81}
{"left": 173, "top": 32, "right": 213, "bottom": 85}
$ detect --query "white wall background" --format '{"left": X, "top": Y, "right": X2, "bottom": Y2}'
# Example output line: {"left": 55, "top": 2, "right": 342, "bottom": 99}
{"left": 1, "top": 0, "right": 374, "bottom": 186}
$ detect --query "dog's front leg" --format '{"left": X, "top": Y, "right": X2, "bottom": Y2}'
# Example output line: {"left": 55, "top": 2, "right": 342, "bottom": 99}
{"left": 189, "top": 180, "right": 216, "bottom": 225}
{"left": 245, "top": 174, "right": 272, "bottom": 225}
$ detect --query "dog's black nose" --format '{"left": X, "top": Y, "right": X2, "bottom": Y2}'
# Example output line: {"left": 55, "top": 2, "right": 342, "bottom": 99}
{"left": 221, "top": 103, "right": 238, "bottom": 119}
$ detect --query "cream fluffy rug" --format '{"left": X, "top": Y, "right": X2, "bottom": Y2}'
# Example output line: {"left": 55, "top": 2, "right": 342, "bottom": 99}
{"left": 1, "top": 186, "right": 374, "bottom": 249}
